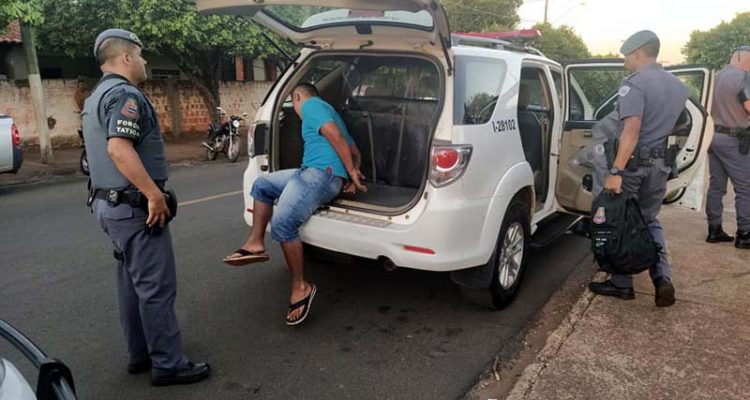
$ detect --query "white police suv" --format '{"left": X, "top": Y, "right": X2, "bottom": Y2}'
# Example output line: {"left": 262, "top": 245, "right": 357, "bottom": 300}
{"left": 196, "top": 0, "right": 713, "bottom": 308}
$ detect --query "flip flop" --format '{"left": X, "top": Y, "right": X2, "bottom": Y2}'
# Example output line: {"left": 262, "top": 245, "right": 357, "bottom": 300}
{"left": 222, "top": 248, "right": 270, "bottom": 266}
{"left": 285, "top": 284, "right": 317, "bottom": 326}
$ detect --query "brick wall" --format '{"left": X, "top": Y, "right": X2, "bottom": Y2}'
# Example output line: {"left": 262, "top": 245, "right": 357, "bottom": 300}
{"left": 0, "top": 79, "right": 272, "bottom": 147}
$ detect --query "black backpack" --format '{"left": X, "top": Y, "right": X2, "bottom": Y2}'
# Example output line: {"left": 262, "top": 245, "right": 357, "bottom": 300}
{"left": 590, "top": 192, "right": 660, "bottom": 275}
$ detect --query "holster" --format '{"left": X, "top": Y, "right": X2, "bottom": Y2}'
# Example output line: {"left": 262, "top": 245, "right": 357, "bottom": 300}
{"left": 164, "top": 189, "right": 178, "bottom": 223}
{"left": 739, "top": 128, "right": 750, "bottom": 155}
{"left": 625, "top": 143, "right": 670, "bottom": 171}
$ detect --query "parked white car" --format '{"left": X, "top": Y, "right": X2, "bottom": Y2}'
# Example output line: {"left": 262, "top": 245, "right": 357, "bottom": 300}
{"left": 0, "top": 115, "right": 23, "bottom": 174}
{"left": 197, "top": 0, "right": 714, "bottom": 308}
{"left": 0, "top": 320, "right": 77, "bottom": 400}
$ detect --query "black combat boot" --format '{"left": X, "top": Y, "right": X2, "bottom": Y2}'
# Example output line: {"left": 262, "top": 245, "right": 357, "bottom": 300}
{"left": 706, "top": 225, "right": 734, "bottom": 243}
{"left": 588, "top": 280, "right": 635, "bottom": 300}
{"left": 736, "top": 230, "right": 750, "bottom": 249}
{"left": 654, "top": 277, "right": 676, "bottom": 307}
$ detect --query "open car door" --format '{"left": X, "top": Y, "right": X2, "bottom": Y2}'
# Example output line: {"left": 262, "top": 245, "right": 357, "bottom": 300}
{"left": 555, "top": 61, "right": 714, "bottom": 214}
{"left": 194, "top": 0, "right": 453, "bottom": 71}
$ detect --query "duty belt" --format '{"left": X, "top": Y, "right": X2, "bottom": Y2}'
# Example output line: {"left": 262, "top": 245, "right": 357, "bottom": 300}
{"left": 92, "top": 189, "right": 146, "bottom": 208}
{"left": 626, "top": 143, "right": 672, "bottom": 171}
{"left": 715, "top": 125, "right": 749, "bottom": 137}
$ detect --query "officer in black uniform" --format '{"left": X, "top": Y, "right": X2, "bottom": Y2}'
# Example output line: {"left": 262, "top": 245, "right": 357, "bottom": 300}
{"left": 82, "top": 29, "right": 210, "bottom": 386}
{"left": 588, "top": 30, "right": 689, "bottom": 307}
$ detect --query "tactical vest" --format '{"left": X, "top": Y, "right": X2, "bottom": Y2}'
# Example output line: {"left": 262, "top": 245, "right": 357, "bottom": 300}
{"left": 82, "top": 75, "right": 167, "bottom": 190}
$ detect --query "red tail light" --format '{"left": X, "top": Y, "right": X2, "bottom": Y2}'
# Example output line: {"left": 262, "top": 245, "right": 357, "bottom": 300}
{"left": 11, "top": 123, "right": 20, "bottom": 147}
{"left": 430, "top": 144, "right": 472, "bottom": 187}
{"left": 433, "top": 148, "right": 460, "bottom": 171}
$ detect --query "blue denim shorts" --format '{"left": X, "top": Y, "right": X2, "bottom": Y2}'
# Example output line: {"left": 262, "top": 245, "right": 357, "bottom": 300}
{"left": 250, "top": 167, "right": 343, "bottom": 242}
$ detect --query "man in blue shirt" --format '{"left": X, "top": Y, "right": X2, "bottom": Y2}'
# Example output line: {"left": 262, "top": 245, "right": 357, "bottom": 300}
{"left": 224, "top": 82, "right": 366, "bottom": 325}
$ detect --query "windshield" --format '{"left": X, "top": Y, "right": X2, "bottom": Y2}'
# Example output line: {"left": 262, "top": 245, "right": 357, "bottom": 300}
{"left": 264, "top": 5, "right": 434, "bottom": 31}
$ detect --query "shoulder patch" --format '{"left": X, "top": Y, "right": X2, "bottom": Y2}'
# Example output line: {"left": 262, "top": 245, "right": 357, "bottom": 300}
{"left": 618, "top": 86, "right": 631, "bottom": 97}
{"left": 120, "top": 97, "right": 139, "bottom": 119}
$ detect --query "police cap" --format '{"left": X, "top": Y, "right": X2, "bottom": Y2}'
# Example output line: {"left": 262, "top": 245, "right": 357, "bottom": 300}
{"left": 94, "top": 29, "right": 143, "bottom": 58}
{"left": 620, "top": 30, "right": 659, "bottom": 55}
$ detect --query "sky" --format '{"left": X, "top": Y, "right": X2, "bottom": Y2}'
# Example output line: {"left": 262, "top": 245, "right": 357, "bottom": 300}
{"left": 518, "top": 0, "right": 749, "bottom": 64}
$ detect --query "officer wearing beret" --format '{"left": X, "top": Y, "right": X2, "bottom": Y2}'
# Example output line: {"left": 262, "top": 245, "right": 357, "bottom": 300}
{"left": 705, "top": 45, "right": 750, "bottom": 249}
{"left": 82, "top": 29, "right": 210, "bottom": 386}
{"left": 589, "top": 30, "right": 689, "bottom": 307}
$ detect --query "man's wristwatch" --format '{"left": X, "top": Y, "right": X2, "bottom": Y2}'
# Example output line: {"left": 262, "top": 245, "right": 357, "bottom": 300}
{"left": 609, "top": 166, "right": 623, "bottom": 176}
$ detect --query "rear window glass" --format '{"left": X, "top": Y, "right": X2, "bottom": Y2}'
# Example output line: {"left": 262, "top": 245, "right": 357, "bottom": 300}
{"left": 296, "top": 55, "right": 440, "bottom": 102}
{"left": 354, "top": 63, "right": 439, "bottom": 100}
{"left": 265, "top": 6, "right": 434, "bottom": 31}
{"left": 454, "top": 56, "right": 507, "bottom": 125}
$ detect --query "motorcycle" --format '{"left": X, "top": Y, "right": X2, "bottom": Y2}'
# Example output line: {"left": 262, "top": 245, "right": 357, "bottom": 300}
{"left": 202, "top": 107, "right": 245, "bottom": 163}
{"left": 78, "top": 128, "right": 89, "bottom": 176}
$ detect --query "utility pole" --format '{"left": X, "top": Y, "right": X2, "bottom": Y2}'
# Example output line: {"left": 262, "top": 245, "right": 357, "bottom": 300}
{"left": 20, "top": 22, "right": 53, "bottom": 163}
{"left": 544, "top": 0, "right": 549, "bottom": 24}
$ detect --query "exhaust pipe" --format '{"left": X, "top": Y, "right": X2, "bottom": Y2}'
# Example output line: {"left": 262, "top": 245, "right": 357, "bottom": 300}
{"left": 382, "top": 258, "right": 397, "bottom": 272}
{"left": 201, "top": 142, "right": 216, "bottom": 151}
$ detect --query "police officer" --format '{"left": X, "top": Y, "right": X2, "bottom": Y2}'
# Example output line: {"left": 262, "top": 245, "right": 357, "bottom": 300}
{"left": 588, "top": 30, "right": 689, "bottom": 307}
{"left": 83, "top": 29, "right": 210, "bottom": 386}
{"left": 705, "top": 45, "right": 750, "bottom": 249}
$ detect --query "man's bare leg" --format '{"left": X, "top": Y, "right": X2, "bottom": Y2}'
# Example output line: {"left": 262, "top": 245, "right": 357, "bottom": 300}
{"left": 280, "top": 239, "right": 312, "bottom": 321}
{"left": 236, "top": 200, "right": 273, "bottom": 254}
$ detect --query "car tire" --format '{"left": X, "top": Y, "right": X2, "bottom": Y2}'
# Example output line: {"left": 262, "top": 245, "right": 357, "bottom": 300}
{"left": 488, "top": 199, "right": 530, "bottom": 310}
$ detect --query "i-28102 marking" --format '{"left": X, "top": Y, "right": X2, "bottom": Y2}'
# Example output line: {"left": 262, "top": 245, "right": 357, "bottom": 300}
{"left": 492, "top": 118, "right": 517, "bottom": 133}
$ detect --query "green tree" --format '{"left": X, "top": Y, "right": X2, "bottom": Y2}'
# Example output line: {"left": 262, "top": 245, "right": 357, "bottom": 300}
{"left": 531, "top": 22, "right": 590, "bottom": 63}
{"left": 36, "top": 0, "right": 286, "bottom": 122}
{"left": 442, "top": 0, "right": 523, "bottom": 32}
{"left": 683, "top": 12, "right": 750, "bottom": 69}
{"left": 0, "top": 0, "right": 43, "bottom": 28}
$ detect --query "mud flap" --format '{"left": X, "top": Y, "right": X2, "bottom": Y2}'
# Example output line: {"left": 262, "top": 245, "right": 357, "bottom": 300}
{"left": 450, "top": 257, "right": 495, "bottom": 289}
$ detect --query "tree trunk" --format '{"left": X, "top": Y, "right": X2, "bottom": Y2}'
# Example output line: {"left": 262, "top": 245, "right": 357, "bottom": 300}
{"left": 21, "top": 23, "right": 53, "bottom": 163}
{"left": 172, "top": 52, "right": 223, "bottom": 126}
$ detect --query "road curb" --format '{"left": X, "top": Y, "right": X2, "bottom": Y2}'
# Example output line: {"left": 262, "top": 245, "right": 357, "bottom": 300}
{"left": 505, "top": 271, "right": 605, "bottom": 400}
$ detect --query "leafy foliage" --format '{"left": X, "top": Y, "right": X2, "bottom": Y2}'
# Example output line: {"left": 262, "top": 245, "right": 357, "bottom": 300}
{"left": 35, "top": 0, "right": 289, "bottom": 121}
{"left": 683, "top": 12, "right": 750, "bottom": 69}
{"left": 532, "top": 22, "right": 590, "bottom": 63}
{"left": 442, "top": 0, "right": 523, "bottom": 32}
{"left": 0, "top": 0, "right": 43, "bottom": 28}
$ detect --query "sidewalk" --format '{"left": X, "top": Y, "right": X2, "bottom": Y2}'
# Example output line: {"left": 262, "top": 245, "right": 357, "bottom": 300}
{"left": 0, "top": 132, "right": 211, "bottom": 186}
{"left": 506, "top": 205, "right": 750, "bottom": 400}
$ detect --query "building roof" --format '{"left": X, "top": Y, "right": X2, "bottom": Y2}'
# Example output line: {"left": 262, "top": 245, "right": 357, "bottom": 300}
{"left": 0, "top": 21, "right": 22, "bottom": 44}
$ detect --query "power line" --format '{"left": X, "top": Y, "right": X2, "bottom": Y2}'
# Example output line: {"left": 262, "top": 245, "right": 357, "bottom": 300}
{"left": 551, "top": 1, "right": 586, "bottom": 23}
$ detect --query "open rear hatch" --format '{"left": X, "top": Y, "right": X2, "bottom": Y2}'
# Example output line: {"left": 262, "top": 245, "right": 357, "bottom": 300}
{"left": 195, "top": 0, "right": 452, "bottom": 71}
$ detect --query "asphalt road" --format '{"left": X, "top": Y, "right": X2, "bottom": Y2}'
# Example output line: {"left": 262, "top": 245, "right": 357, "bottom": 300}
{"left": 0, "top": 161, "right": 591, "bottom": 400}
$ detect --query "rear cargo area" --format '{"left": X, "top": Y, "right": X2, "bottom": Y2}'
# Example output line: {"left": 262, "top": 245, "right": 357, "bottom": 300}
{"left": 274, "top": 54, "right": 443, "bottom": 213}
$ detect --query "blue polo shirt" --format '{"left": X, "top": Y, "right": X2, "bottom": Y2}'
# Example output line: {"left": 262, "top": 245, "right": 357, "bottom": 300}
{"left": 300, "top": 97, "right": 354, "bottom": 178}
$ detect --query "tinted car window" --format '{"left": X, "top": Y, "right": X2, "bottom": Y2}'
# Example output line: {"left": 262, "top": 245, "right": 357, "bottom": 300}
{"left": 454, "top": 56, "right": 507, "bottom": 125}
